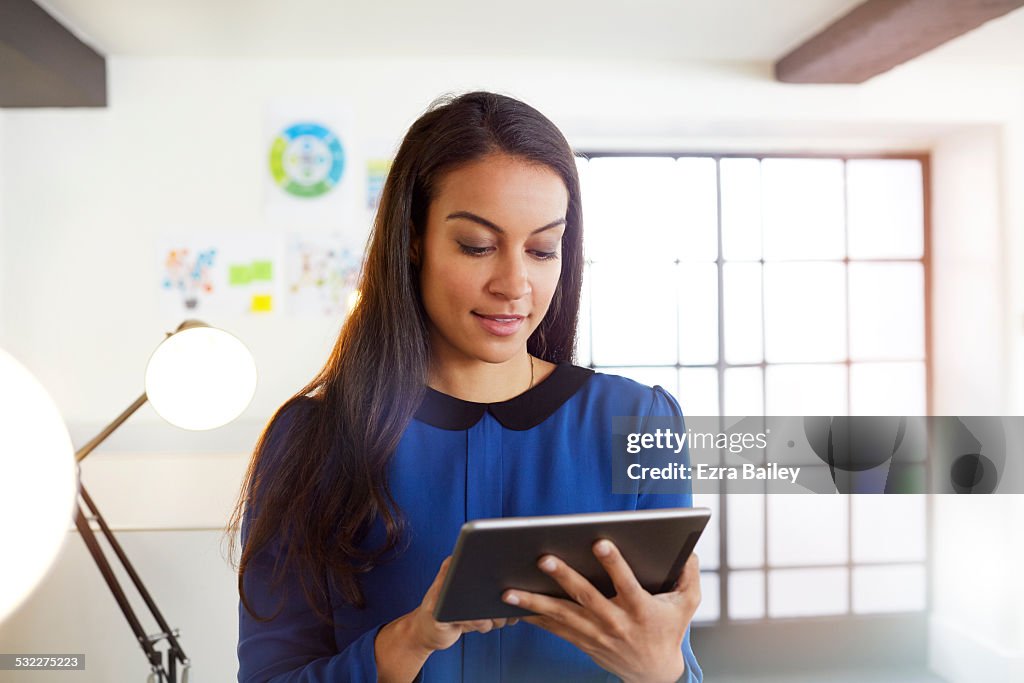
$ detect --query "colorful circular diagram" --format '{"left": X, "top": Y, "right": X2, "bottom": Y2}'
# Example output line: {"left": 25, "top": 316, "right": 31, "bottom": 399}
{"left": 269, "top": 122, "right": 345, "bottom": 198}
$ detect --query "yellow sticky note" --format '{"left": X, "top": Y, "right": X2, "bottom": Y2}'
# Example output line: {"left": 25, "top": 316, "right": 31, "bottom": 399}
{"left": 251, "top": 294, "right": 273, "bottom": 312}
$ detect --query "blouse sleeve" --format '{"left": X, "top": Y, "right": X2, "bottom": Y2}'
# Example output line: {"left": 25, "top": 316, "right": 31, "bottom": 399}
{"left": 636, "top": 385, "right": 694, "bottom": 510}
{"left": 627, "top": 385, "right": 704, "bottom": 683}
{"left": 236, "top": 401, "right": 385, "bottom": 683}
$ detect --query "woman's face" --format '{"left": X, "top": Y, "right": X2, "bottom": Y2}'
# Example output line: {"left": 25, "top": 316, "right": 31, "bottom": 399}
{"left": 418, "top": 153, "right": 568, "bottom": 366}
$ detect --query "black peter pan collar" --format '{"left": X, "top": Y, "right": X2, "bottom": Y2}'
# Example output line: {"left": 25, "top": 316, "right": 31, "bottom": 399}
{"left": 413, "top": 362, "right": 595, "bottom": 431}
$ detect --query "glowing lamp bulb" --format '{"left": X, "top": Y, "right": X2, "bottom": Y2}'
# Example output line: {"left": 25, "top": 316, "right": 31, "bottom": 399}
{"left": 0, "top": 348, "right": 77, "bottom": 624}
{"left": 144, "top": 326, "right": 257, "bottom": 431}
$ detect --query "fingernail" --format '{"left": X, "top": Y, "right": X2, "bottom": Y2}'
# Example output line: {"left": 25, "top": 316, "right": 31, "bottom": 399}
{"left": 503, "top": 592, "right": 520, "bottom": 605}
{"left": 595, "top": 540, "right": 611, "bottom": 556}
{"left": 539, "top": 556, "right": 556, "bottom": 572}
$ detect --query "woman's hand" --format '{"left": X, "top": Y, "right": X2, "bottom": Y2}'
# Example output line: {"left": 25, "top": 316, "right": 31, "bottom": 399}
{"left": 501, "top": 541, "right": 700, "bottom": 683}
{"left": 407, "top": 556, "right": 518, "bottom": 651}
{"left": 375, "top": 556, "right": 517, "bottom": 683}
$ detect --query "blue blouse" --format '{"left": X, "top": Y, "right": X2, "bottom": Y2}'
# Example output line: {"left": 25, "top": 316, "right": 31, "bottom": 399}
{"left": 237, "top": 363, "right": 702, "bottom": 682}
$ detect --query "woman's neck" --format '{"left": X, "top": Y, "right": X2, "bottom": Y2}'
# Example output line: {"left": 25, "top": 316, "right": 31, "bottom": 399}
{"left": 427, "top": 350, "right": 553, "bottom": 403}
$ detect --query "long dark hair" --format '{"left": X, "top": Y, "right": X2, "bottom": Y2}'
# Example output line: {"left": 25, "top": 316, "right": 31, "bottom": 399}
{"left": 226, "top": 91, "right": 585, "bottom": 626}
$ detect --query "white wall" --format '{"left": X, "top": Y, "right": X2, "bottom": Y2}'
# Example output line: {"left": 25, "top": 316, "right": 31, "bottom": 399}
{"left": 0, "top": 527, "right": 241, "bottom": 683}
{"left": 0, "top": 110, "right": 5, "bottom": 344}
{"left": 930, "top": 496, "right": 1024, "bottom": 682}
{"left": 2, "top": 55, "right": 1023, "bottom": 682}
{"left": 931, "top": 126, "right": 1006, "bottom": 414}
{"left": 2, "top": 57, "right": 1023, "bottom": 427}
{"left": 1004, "top": 123, "right": 1024, "bottom": 415}
{"left": 929, "top": 121, "right": 1024, "bottom": 679}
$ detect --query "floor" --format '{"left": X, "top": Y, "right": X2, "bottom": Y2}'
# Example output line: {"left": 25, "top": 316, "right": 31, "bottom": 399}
{"left": 716, "top": 669, "right": 947, "bottom": 683}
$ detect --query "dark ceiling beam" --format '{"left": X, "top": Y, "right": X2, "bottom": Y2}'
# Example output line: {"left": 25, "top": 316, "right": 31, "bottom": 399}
{"left": 775, "top": 0, "right": 1024, "bottom": 84}
{"left": 0, "top": 0, "right": 106, "bottom": 107}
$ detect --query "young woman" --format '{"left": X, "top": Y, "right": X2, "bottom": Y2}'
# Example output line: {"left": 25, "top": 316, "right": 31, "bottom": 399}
{"left": 230, "top": 91, "right": 702, "bottom": 683}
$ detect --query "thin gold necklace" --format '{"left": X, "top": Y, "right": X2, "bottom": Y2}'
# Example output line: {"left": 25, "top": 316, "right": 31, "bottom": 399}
{"left": 528, "top": 354, "right": 535, "bottom": 390}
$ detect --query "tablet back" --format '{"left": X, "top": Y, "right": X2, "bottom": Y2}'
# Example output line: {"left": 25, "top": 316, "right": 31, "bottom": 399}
{"left": 434, "top": 507, "right": 710, "bottom": 622}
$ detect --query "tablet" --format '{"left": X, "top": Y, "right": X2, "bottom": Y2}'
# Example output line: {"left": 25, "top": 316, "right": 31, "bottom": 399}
{"left": 433, "top": 507, "right": 711, "bottom": 622}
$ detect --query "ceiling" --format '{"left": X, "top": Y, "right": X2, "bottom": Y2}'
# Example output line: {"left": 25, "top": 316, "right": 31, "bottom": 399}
{"left": 33, "top": 0, "right": 1024, "bottom": 67}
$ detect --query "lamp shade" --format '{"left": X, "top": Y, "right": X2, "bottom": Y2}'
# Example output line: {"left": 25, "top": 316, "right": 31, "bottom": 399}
{"left": 144, "top": 325, "right": 257, "bottom": 430}
{"left": 0, "top": 348, "right": 78, "bottom": 624}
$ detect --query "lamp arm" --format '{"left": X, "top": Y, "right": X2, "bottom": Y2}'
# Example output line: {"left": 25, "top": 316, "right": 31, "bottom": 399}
{"left": 73, "top": 495, "right": 168, "bottom": 680}
{"left": 75, "top": 392, "right": 148, "bottom": 463}
{"left": 70, "top": 320, "right": 210, "bottom": 678}
{"left": 73, "top": 386, "right": 191, "bottom": 681}
{"left": 75, "top": 482, "right": 190, "bottom": 681}
{"left": 75, "top": 319, "right": 208, "bottom": 464}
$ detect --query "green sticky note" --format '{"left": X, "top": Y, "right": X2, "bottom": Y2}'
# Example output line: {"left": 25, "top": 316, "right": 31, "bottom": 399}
{"left": 229, "top": 265, "right": 253, "bottom": 285}
{"left": 251, "top": 260, "right": 274, "bottom": 281}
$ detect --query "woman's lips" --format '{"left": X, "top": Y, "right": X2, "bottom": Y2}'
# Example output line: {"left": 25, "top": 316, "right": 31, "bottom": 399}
{"left": 472, "top": 312, "right": 525, "bottom": 337}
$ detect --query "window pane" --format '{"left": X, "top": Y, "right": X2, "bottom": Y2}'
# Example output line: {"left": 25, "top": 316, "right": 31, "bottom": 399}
{"left": 723, "top": 263, "right": 763, "bottom": 364}
{"left": 590, "top": 262, "right": 677, "bottom": 365}
{"left": 576, "top": 263, "right": 593, "bottom": 367}
{"left": 694, "top": 572, "right": 720, "bottom": 622}
{"left": 852, "top": 495, "right": 926, "bottom": 563}
{"left": 729, "top": 569, "right": 766, "bottom": 619}
{"left": 693, "top": 493, "right": 720, "bottom": 570}
{"left": 765, "top": 364, "right": 847, "bottom": 415}
{"left": 764, "top": 262, "right": 846, "bottom": 363}
{"left": 583, "top": 157, "right": 688, "bottom": 263}
{"left": 768, "top": 495, "right": 849, "bottom": 566}
{"left": 576, "top": 156, "right": 588, "bottom": 183}
{"left": 676, "top": 157, "right": 719, "bottom": 262}
{"left": 849, "top": 262, "right": 924, "bottom": 360}
{"left": 601, "top": 366, "right": 678, "bottom": 397}
{"left": 762, "top": 159, "right": 845, "bottom": 260}
{"left": 847, "top": 159, "right": 924, "bottom": 259}
{"left": 769, "top": 568, "right": 848, "bottom": 617}
{"left": 577, "top": 156, "right": 592, "bottom": 262}
{"left": 850, "top": 362, "right": 926, "bottom": 416}
{"left": 721, "top": 158, "right": 762, "bottom": 261}
{"left": 725, "top": 367, "right": 763, "bottom": 416}
{"left": 853, "top": 564, "right": 926, "bottom": 614}
{"left": 678, "top": 368, "right": 719, "bottom": 417}
{"left": 727, "top": 493, "right": 764, "bottom": 568}
{"left": 679, "top": 263, "right": 718, "bottom": 364}
{"left": 581, "top": 153, "right": 930, "bottom": 626}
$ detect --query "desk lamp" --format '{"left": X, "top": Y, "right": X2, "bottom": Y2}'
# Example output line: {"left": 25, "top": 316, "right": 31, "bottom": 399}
{"left": 2, "top": 320, "right": 256, "bottom": 682}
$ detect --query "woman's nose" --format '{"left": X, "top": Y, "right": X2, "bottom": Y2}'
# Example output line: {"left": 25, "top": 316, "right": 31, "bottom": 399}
{"left": 488, "top": 252, "right": 531, "bottom": 300}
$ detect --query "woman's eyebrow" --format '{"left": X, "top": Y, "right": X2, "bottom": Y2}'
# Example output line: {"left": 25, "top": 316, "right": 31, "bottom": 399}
{"left": 446, "top": 211, "right": 566, "bottom": 235}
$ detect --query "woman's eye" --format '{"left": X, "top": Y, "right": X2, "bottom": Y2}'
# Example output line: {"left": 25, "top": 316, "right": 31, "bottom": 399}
{"left": 458, "top": 243, "right": 493, "bottom": 256}
{"left": 457, "top": 242, "right": 558, "bottom": 260}
{"left": 531, "top": 250, "right": 559, "bottom": 261}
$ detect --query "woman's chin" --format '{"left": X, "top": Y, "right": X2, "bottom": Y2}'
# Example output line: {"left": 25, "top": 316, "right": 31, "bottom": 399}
{"left": 462, "top": 338, "right": 530, "bottom": 366}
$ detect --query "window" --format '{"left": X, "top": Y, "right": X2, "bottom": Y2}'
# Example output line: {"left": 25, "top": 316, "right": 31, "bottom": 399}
{"left": 576, "top": 153, "right": 929, "bottom": 624}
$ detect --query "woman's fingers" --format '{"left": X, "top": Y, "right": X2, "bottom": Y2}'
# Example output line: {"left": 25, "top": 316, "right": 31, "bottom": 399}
{"left": 521, "top": 614, "right": 587, "bottom": 647}
{"left": 456, "top": 617, "right": 516, "bottom": 634}
{"left": 466, "top": 619, "right": 493, "bottom": 633}
{"left": 422, "top": 556, "right": 452, "bottom": 610}
{"left": 678, "top": 553, "right": 700, "bottom": 588}
{"left": 669, "top": 553, "right": 702, "bottom": 608}
{"left": 502, "top": 589, "right": 603, "bottom": 642}
{"left": 536, "top": 554, "right": 617, "bottom": 618}
{"left": 483, "top": 618, "right": 509, "bottom": 630}
{"left": 592, "top": 540, "right": 645, "bottom": 605}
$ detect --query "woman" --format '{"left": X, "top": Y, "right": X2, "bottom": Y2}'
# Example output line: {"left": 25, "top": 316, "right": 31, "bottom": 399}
{"left": 230, "top": 91, "right": 702, "bottom": 682}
